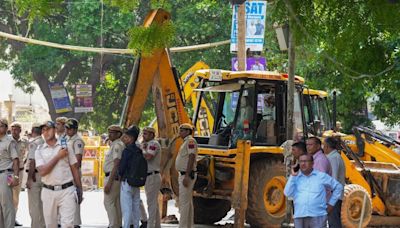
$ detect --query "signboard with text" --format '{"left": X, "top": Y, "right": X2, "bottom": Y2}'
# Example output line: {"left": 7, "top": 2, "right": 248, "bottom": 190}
{"left": 49, "top": 82, "right": 72, "bottom": 113}
{"left": 230, "top": 1, "right": 267, "bottom": 52}
{"left": 75, "top": 84, "right": 93, "bottom": 113}
{"left": 231, "top": 57, "right": 267, "bottom": 71}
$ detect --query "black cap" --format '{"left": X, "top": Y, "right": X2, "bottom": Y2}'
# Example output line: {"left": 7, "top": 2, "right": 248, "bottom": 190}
{"left": 41, "top": 120, "right": 56, "bottom": 128}
{"left": 124, "top": 125, "right": 140, "bottom": 138}
{"left": 65, "top": 118, "right": 79, "bottom": 129}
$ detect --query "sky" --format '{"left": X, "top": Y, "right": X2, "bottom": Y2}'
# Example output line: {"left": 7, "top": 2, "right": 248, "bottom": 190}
{"left": 0, "top": 70, "right": 48, "bottom": 108}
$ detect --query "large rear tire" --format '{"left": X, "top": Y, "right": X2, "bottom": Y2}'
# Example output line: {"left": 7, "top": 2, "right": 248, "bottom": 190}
{"left": 246, "top": 158, "right": 286, "bottom": 227}
{"left": 341, "top": 184, "right": 372, "bottom": 228}
{"left": 193, "top": 197, "right": 231, "bottom": 224}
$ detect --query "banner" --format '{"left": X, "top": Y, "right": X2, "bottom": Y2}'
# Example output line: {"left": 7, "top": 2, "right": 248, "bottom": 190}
{"left": 230, "top": 1, "right": 267, "bottom": 52}
{"left": 49, "top": 82, "right": 72, "bottom": 113}
{"left": 231, "top": 57, "right": 267, "bottom": 71}
{"left": 75, "top": 84, "right": 93, "bottom": 113}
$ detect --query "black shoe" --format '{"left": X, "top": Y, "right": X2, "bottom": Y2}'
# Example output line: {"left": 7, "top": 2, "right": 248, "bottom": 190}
{"left": 15, "top": 221, "right": 22, "bottom": 226}
{"left": 140, "top": 221, "right": 147, "bottom": 228}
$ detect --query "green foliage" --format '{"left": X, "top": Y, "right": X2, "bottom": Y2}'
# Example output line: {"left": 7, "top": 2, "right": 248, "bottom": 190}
{"left": 128, "top": 21, "right": 176, "bottom": 56}
{"left": 15, "top": 0, "right": 63, "bottom": 22}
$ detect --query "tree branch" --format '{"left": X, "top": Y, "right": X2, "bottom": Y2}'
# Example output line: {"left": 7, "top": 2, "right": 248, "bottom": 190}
{"left": 54, "top": 59, "right": 82, "bottom": 83}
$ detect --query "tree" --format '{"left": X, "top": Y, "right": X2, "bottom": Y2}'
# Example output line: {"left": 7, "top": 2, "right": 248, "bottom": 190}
{"left": 269, "top": 1, "right": 400, "bottom": 131}
{"left": 0, "top": 1, "right": 136, "bottom": 132}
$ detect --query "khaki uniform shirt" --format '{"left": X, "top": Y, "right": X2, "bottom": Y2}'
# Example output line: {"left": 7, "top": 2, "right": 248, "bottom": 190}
{"left": 103, "top": 139, "right": 125, "bottom": 174}
{"left": 35, "top": 141, "right": 77, "bottom": 185}
{"left": 67, "top": 134, "right": 85, "bottom": 156}
{"left": 0, "top": 135, "right": 18, "bottom": 170}
{"left": 141, "top": 139, "right": 161, "bottom": 172}
{"left": 13, "top": 137, "right": 28, "bottom": 169}
{"left": 28, "top": 136, "right": 45, "bottom": 160}
{"left": 175, "top": 135, "right": 197, "bottom": 172}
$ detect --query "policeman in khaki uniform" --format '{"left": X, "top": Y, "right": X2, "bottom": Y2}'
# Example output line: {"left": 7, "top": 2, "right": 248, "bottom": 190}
{"left": 0, "top": 119, "right": 20, "bottom": 228}
{"left": 103, "top": 125, "right": 124, "bottom": 228}
{"left": 55, "top": 117, "right": 68, "bottom": 140}
{"left": 26, "top": 123, "right": 45, "bottom": 228}
{"left": 141, "top": 127, "right": 161, "bottom": 228}
{"left": 10, "top": 122, "right": 28, "bottom": 226}
{"left": 65, "top": 118, "right": 85, "bottom": 227}
{"left": 36, "top": 120, "right": 83, "bottom": 228}
{"left": 175, "top": 123, "right": 198, "bottom": 228}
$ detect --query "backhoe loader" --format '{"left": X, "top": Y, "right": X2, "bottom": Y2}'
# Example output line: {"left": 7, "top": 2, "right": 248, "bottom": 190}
{"left": 120, "top": 9, "right": 400, "bottom": 228}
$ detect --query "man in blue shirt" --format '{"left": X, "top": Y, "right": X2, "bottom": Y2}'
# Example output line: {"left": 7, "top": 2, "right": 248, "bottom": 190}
{"left": 284, "top": 153, "right": 343, "bottom": 228}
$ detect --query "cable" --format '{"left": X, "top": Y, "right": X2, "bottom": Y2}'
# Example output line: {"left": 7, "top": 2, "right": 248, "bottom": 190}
{"left": 0, "top": 30, "right": 230, "bottom": 54}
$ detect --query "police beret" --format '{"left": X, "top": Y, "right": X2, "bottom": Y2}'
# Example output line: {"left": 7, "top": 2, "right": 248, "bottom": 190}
{"left": 0, "top": 119, "right": 8, "bottom": 127}
{"left": 179, "top": 123, "right": 193, "bottom": 130}
{"left": 10, "top": 122, "right": 22, "bottom": 128}
{"left": 143, "top": 126, "right": 156, "bottom": 134}
{"left": 41, "top": 120, "right": 56, "bottom": 128}
{"left": 108, "top": 125, "right": 122, "bottom": 132}
{"left": 124, "top": 125, "right": 140, "bottom": 138}
{"left": 55, "top": 117, "right": 68, "bottom": 124}
{"left": 65, "top": 118, "right": 79, "bottom": 129}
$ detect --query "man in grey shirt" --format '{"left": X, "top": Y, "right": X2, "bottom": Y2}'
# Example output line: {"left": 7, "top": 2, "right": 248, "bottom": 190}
{"left": 324, "top": 137, "right": 346, "bottom": 228}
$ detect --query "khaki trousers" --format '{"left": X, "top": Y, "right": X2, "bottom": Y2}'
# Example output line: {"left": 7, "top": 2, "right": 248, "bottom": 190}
{"left": 140, "top": 200, "right": 147, "bottom": 222}
{"left": 12, "top": 170, "right": 24, "bottom": 212}
{"left": 74, "top": 171, "right": 82, "bottom": 226}
{"left": 145, "top": 173, "right": 161, "bottom": 228}
{"left": 0, "top": 172, "right": 15, "bottom": 228}
{"left": 28, "top": 173, "right": 45, "bottom": 228}
{"left": 42, "top": 186, "right": 76, "bottom": 228}
{"left": 178, "top": 174, "right": 196, "bottom": 228}
{"left": 103, "top": 177, "right": 122, "bottom": 228}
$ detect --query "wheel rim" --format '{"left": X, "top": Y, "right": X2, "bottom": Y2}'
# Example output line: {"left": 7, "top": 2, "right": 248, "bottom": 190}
{"left": 348, "top": 196, "right": 363, "bottom": 221}
{"left": 263, "top": 176, "right": 286, "bottom": 216}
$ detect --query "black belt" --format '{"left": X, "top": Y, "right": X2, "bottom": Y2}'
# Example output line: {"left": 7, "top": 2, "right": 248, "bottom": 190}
{"left": 43, "top": 181, "right": 74, "bottom": 191}
{"left": 25, "top": 169, "right": 38, "bottom": 173}
{"left": 147, "top": 171, "right": 159, "bottom": 176}
{"left": 0, "top": 169, "right": 13, "bottom": 174}
{"left": 179, "top": 170, "right": 196, "bottom": 179}
{"left": 19, "top": 168, "right": 24, "bottom": 171}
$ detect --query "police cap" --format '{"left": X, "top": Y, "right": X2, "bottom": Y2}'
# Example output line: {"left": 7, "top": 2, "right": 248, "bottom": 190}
{"left": 143, "top": 127, "right": 156, "bottom": 134}
{"left": 179, "top": 123, "right": 193, "bottom": 131}
{"left": 10, "top": 122, "right": 22, "bottom": 128}
{"left": 65, "top": 118, "right": 79, "bottom": 129}
{"left": 108, "top": 125, "right": 122, "bottom": 132}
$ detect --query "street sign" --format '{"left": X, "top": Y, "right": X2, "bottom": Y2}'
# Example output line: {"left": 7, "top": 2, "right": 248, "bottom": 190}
{"left": 230, "top": 1, "right": 267, "bottom": 52}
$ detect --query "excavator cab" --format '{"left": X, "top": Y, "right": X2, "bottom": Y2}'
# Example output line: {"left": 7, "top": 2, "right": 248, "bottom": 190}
{"left": 302, "top": 89, "right": 332, "bottom": 136}
{"left": 193, "top": 77, "right": 306, "bottom": 148}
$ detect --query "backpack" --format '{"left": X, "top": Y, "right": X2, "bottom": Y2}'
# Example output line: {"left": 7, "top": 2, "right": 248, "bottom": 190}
{"left": 126, "top": 150, "right": 148, "bottom": 187}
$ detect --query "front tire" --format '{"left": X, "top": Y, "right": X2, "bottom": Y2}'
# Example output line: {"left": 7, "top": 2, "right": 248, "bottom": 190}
{"left": 341, "top": 184, "right": 372, "bottom": 228}
{"left": 246, "top": 158, "right": 286, "bottom": 227}
{"left": 193, "top": 197, "right": 231, "bottom": 224}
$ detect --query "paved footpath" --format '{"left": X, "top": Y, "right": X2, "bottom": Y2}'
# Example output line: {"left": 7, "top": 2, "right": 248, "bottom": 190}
{"left": 16, "top": 190, "right": 238, "bottom": 228}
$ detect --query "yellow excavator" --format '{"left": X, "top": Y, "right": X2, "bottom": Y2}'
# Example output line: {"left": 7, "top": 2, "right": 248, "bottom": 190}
{"left": 120, "top": 9, "right": 400, "bottom": 228}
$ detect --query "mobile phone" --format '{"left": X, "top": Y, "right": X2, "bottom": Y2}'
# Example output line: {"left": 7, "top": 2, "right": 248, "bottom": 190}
{"left": 61, "top": 137, "right": 67, "bottom": 149}
{"left": 293, "top": 163, "right": 300, "bottom": 172}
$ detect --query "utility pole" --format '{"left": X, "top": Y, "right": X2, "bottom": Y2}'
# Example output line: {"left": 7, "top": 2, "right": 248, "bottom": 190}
{"left": 286, "top": 22, "right": 295, "bottom": 140}
{"left": 237, "top": 3, "right": 246, "bottom": 71}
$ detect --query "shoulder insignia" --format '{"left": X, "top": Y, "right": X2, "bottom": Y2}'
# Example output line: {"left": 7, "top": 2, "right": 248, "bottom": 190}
{"left": 149, "top": 145, "right": 157, "bottom": 151}
{"left": 188, "top": 140, "right": 195, "bottom": 149}
{"left": 77, "top": 143, "right": 83, "bottom": 148}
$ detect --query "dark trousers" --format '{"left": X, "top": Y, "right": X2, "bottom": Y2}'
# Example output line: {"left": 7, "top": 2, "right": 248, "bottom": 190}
{"left": 328, "top": 200, "right": 343, "bottom": 228}
{"left": 294, "top": 215, "right": 328, "bottom": 228}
